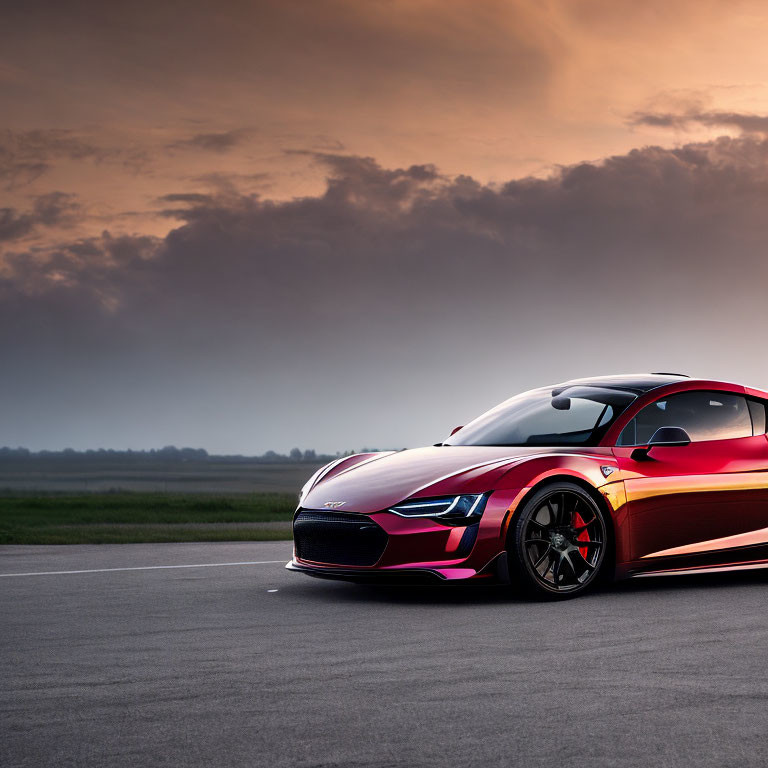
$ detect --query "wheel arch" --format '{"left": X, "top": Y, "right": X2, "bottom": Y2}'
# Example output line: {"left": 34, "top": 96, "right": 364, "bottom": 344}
{"left": 502, "top": 474, "right": 617, "bottom": 576}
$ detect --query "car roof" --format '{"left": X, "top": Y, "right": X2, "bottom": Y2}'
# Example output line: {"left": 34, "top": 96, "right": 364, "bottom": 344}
{"left": 553, "top": 373, "right": 690, "bottom": 396}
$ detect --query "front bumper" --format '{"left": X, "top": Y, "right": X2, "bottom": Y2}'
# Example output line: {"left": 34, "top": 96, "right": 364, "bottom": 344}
{"left": 288, "top": 489, "right": 520, "bottom": 583}
{"left": 285, "top": 560, "right": 454, "bottom": 583}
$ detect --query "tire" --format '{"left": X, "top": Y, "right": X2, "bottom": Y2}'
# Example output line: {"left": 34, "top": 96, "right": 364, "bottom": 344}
{"left": 507, "top": 481, "right": 609, "bottom": 600}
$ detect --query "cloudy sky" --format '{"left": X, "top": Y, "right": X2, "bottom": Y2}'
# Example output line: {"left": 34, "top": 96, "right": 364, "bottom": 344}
{"left": 3, "top": 0, "right": 768, "bottom": 454}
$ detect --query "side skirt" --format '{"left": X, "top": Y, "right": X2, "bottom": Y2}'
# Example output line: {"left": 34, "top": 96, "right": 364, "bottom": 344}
{"left": 629, "top": 558, "right": 768, "bottom": 579}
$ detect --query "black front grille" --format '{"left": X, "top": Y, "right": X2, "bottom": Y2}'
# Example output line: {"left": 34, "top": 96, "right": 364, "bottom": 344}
{"left": 293, "top": 510, "right": 388, "bottom": 566}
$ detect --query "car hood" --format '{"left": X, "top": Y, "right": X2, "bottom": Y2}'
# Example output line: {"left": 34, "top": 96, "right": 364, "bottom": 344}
{"left": 301, "top": 445, "right": 595, "bottom": 514}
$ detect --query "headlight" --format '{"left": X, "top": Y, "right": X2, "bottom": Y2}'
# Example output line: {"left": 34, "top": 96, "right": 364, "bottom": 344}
{"left": 387, "top": 494, "right": 487, "bottom": 524}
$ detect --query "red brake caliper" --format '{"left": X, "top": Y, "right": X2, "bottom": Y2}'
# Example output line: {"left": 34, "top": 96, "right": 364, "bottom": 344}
{"left": 572, "top": 511, "right": 589, "bottom": 560}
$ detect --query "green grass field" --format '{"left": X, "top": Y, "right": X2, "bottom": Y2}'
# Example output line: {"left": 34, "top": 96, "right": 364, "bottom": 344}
{"left": 0, "top": 492, "right": 296, "bottom": 544}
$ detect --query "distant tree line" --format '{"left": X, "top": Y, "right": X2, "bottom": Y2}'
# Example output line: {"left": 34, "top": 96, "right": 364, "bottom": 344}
{"left": 0, "top": 446, "right": 386, "bottom": 464}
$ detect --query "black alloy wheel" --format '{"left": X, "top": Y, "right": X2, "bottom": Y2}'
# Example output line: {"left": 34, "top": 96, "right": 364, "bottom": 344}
{"left": 508, "top": 481, "right": 608, "bottom": 599}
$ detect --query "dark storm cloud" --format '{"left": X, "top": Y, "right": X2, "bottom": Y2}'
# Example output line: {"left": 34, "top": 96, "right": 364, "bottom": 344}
{"left": 189, "top": 172, "right": 272, "bottom": 195}
{"left": 0, "top": 157, "right": 49, "bottom": 187}
{"left": 2, "top": 129, "right": 104, "bottom": 161}
{"left": 158, "top": 192, "right": 217, "bottom": 208}
{"left": 169, "top": 130, "right": 253, "bottom": 153}
{"left": 0, "top": 129, "right": 145, "bottom": 187}
{"left": 0, "top": 192, "right": 80, "bottom": 243}
{"left": 7, "top": 136, "right": 768, "bottom": 330}
{"left": 4, "top": 137, "right": 768, "bottom": 451}
{"left": 1, "top": 230, "right": 157, "bottom": 304}
{"left": 630, "top": 109, "right": 768, "bottom": 134}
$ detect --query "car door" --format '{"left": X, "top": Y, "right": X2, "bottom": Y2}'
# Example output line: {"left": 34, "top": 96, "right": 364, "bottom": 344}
{"left": 612, "top": 389, "right": 768, "bottom": 566}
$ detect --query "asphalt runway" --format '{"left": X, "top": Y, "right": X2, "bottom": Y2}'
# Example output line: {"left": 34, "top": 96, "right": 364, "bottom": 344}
{"left": 2, "top": 542, "right": 768, "bottom": 768}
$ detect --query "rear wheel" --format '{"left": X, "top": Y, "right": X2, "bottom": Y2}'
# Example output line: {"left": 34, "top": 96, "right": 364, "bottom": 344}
{"left": 508, "top": 482, "right": 608, "bottom": 600}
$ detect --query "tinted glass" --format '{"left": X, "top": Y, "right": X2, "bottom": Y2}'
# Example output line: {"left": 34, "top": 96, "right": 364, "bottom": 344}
{"left": 446, "top": 386, "right": 636, "bottom": 447}
{"left": 617, "top": 391, "right": 752, "bottom": 446}
{"left": 748, "top": 399, "right": 767, "bottom": 435}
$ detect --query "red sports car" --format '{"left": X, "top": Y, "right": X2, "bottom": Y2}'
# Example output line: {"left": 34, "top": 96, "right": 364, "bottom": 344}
{"left": 287, "top": 374, "right": 768, "bottom": 598}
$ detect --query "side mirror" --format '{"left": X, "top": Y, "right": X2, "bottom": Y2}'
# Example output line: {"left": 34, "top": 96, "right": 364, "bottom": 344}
{"left": 450, "top": 425, "right": 463, "bottom": 436}
{"left": 631, "top": 426, "right": 691, "bottom": 461}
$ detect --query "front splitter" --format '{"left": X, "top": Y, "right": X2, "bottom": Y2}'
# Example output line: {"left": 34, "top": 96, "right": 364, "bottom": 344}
{"left": 285, "top": 557, "right": 507, "bottom": 584}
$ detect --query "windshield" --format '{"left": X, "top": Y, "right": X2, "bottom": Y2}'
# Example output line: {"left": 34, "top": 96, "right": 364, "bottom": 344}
{"left": 445, "top": 386, "right": 637, "bottom": 447}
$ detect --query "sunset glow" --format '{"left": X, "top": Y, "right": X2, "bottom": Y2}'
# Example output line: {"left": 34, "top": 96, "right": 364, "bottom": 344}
{"left": 3, "top": 0, "right": 768, "bottom": 452}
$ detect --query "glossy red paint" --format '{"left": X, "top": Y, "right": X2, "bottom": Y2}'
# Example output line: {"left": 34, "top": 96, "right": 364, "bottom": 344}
{"left": 288, "top": 375, "right": 768, "bottom": 585}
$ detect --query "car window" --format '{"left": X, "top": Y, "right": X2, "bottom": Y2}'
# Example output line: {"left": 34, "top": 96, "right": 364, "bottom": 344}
{"left": 748, "top": 399, "right": 767, "bottom": 435}
{"left": 446, "top": 386, "right": 636, "bottom": 447}
{"left": 617, "top": 390, "right": 753, "bottom": 446}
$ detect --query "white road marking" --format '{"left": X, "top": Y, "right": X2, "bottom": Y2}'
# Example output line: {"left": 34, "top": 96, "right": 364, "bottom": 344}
{"left": 0, "top": 560, "right": 287, "bottom": 578}
{"left": 267, "top": 589, "right": 279, "bottom": 593}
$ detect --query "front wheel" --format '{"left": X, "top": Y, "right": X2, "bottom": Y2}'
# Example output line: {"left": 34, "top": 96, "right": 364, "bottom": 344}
{"left": 507, "top": 482, "right": 608, "bottom": 600}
